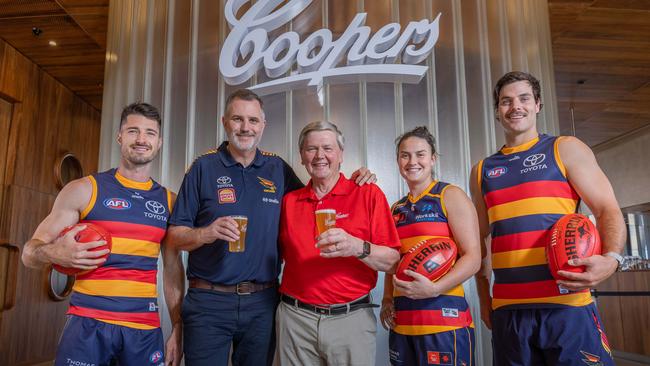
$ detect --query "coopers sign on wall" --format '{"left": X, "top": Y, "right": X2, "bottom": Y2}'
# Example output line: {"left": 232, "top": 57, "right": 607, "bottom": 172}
{"left": 219, "top": 0, "right": 441, "bottom": 95}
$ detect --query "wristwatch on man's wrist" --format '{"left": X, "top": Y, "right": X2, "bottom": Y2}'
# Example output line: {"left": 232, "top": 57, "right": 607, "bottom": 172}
{"left": 604, "top": 251, "right": 624, "bottom": 271}
{"left": 357, "top": 241, "right": 371, "bottom": 259}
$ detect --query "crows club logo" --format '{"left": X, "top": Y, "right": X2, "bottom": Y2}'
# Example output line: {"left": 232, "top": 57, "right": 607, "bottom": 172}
{"left": 580, "top": 350, "right": 603, "bottom": 366}
{"left": 103, "top": 198, "right": 131, "bottom": 210}
{"left": 487, "top": 166, "right": 507, "bottom": 178}
{"left": 427, "top": 351, "right": 452, "bottom": 365}
{"left": 257, "top": 176, "right": 277, "bottom": 193}
{"left": 145, "top": 200, "right": 166, "bottom": 215}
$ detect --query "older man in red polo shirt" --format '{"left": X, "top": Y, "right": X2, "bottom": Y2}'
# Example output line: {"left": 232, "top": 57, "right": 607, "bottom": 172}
{"left": 277, "top": 120, "right": 401, "bottom": 365}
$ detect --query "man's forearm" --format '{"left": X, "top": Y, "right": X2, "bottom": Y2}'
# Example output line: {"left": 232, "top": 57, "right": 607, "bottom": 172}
{"left": 22, "top": 239, "right": 53, "bottom": 269}
{"left": 596, "top": 207, "right": 626, "bottom": 255}
{"left": 361, "top": 244, "right": 400, "bottom": 272}
{"left": 162, "top": 242, "right": 185, "bottom": 327}
{"left": 166, "top": 225, "right": 208, "bottom": 252}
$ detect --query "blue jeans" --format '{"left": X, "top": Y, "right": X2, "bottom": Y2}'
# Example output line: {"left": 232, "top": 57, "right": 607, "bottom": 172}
{"left": 182, "top": 286, "right": 279, "bottom": 366}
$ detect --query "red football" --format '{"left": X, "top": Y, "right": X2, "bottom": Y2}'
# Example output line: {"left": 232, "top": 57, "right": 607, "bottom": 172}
{"left": 396, "top": 238, "right": 458, "bottom": 282}
{"left": 53, "top": 223, "right": 112, "bottom": 275}
{"left": 547, "top": 213, "right": 601, "bottom": 280}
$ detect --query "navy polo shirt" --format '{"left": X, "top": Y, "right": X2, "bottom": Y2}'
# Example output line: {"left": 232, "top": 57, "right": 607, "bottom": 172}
{"left": 169, "top": 142, "right": 303, "bottom": 284}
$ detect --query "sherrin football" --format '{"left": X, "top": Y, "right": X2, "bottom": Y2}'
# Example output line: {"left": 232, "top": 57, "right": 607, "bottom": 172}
{"left": 396, "top": 238, "right": 458, "bottom": 282}
{"left": 547, "top": 213, "right": 601, "bottom": 280}
{"left": 53, "top": 223, "right": 112, "bottom": 275}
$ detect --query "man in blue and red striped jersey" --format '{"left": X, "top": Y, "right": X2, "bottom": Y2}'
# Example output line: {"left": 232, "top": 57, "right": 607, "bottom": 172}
{"left": 470, "top": 71, "right": 626, "bottom": 365}
{"left": 22, "top": 103, "right": 184, "bottom": 366}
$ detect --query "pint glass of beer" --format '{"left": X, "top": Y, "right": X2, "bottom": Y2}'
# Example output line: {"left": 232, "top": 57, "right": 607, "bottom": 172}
{"left": 315, "top": 209, "right": 336, "bottom": 234}
{"left": 229, "top": 215, "right": 248, "bottom": 252}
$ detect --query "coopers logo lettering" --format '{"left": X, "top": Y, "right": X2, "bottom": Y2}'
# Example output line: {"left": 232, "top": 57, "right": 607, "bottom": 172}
{"left": 103, "top": 198, "right": 131, "bottom": 210}
{"left": 520, "top": 153, "right": 548, "bottom": 174}
{"left": 219, "top": 0, "right": 441, "bottom": 95}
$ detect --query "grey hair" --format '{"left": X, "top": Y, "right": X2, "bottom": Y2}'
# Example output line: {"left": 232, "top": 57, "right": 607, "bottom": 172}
{"left": 298, "top": 121, "right": 345, "bottom": 150}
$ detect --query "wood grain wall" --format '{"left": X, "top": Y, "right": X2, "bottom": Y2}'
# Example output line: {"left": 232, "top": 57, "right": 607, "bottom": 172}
{"left": 0, "top": 37, "right": 101, "bottom": 366}
{"left": 596, "top": 271, "right": 650, "bottom": 357}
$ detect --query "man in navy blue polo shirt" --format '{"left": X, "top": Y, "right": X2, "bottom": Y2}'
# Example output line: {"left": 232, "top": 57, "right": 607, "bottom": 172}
{"left": 166, "top": 89, "right": 374, "bottom": 366}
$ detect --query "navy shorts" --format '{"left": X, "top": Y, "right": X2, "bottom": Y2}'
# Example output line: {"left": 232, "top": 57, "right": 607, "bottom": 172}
{"left": 491, "top": 302, "right": 614, "bottom": 366}
{"left": 54, "top": 315, "right": 164, "bottom": 366}
{"left": 389, "top": 327, "right": 475, "bottom": 366}
{"left": 182, "top": 286, "right": 279, "bottom": 366}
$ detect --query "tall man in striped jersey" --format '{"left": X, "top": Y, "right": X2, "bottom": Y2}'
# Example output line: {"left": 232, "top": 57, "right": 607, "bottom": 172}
{"left": 470, "top": 71, "right": 626, "bottom": 365}
{"left": 22, "top": 103, "right": 184, "bottom": 366}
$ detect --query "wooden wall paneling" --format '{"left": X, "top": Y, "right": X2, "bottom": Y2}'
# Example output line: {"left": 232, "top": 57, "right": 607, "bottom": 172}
{"left": 0, "top": 185, "right": 64, "bottom": 366}
{"left": 595, "top": 272, "right": 626, "bottom": 351}
{"left": 0, "top": 37, "right": 102, "bottom": 365}
{"left": 0, "top": 99, "right": 12, "bottom": 210}
{"left": 616, "top": 272, "right": 650, "bottom": 355}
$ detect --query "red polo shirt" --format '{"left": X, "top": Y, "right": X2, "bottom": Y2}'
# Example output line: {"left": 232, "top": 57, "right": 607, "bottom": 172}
{"left": 279, "top": 173, "right": 400, "bottom": 304}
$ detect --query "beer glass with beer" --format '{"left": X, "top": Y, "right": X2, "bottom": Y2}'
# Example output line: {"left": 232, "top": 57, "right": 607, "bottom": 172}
{"left": 229, "top": 215, "right": 248, "bottom": 252}
{"left": 315, "top": 209, "right": 336, "bottom": 234}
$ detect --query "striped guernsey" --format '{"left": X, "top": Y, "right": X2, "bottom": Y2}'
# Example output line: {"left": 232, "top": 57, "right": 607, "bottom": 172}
{"left": 68, "top": 169, "right": 172, "bottom": 329}
{"left": 478, "top": 134, "right": 591, "bottom": 310}
{"left": 391, "top": 181, "right": 473, "bottom": 335}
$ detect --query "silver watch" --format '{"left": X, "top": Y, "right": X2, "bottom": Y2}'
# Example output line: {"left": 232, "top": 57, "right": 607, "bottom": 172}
{"left": 604, "top": 251, "right": 624, "bottom": 271}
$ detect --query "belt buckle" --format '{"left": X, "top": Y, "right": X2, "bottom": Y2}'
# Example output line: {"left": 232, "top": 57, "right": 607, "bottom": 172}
{"left": 236, "top": 282, "right": 252, "bottom": 295}
{"left": 314, "top": 305, "right": 331, "bottom": 315}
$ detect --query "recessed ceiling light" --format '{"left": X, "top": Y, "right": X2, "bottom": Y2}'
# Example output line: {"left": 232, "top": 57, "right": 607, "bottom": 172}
{"left": 49, "top": 40, "right": 57, "bottom": 47}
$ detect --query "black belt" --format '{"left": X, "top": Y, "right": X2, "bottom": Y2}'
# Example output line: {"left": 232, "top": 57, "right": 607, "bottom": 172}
{"left": 281, "top": 294, "right": 377, "bottom": 316}
{"left": 189, "top": 278, "right": 277, "bottom": 295}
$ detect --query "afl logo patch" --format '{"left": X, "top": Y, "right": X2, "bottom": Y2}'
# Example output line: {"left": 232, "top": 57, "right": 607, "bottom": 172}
{"left": 487, "top": 166, "right": 507, "bottom": 178}
{"left": 149, "top": 350, "right": 163, "bottom": 363}
{"left": 218, "top": 188, "right": 236, "bottom": 204}
{"left": 103, "top": 198, "right": 131, "bottom": 210}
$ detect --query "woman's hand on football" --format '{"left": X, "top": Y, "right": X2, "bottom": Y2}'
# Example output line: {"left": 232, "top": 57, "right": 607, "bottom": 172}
{"left": 392, "top": 271, "right": 439, "bottom": 300}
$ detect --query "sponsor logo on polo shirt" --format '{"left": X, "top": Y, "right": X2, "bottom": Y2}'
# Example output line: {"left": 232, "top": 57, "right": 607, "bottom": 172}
{"left": 257, "top": 176, "right": 277, "bottom": 193}
{"left": 336, "top": 213, "right": 349, "bottom": 219}
{"left": 103, "top": 198, "right": 131, "bottom": 210}
{"left": 64, "top": 359, "right": 95, "bottom": 366}
{"left": 218, "top": 188, "right": 236, "bottom": 203}
{"left": 427, "top": 351, "right": 452, "bottom": 365}
{"left": 217, "top": 176, "right": 234, "bottom": 188}
{"left": 262, "top": 197, "right": 279, "bottom": 204}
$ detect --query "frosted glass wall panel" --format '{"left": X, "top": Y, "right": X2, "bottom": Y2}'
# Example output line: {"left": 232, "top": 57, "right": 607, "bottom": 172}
{"left": 366, "top": 83, "right": 399, "bottom": 203}
{"left": 193, "top": 0, "right": 221, "bottom": 158}
{"left": 259, "top": 92, "right": 289, "bottom": 160}
{"left": 329, "top": 84, "right": 362, "bottom": 176}
{"left": 431, "top": 1, "right": 467, "bottom": 187}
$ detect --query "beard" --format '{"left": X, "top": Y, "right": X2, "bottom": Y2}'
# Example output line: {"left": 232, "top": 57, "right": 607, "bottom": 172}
{"left": 228, "top": 132, "right": 260, "bottom": 152}
{"left": 123, "top": 144, "right": 157, "bottom": 165}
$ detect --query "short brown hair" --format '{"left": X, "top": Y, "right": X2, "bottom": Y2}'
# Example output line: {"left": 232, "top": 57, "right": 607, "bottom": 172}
{"left": 493, "top": 71, "right": 542, "bottom": 110}
{"left": 224, "top": 89, "right": 265, "bottom": 118}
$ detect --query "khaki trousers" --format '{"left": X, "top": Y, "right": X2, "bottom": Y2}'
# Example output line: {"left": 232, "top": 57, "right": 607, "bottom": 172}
{"left": 276, "top": 301, "right": 377, "bottom": 365}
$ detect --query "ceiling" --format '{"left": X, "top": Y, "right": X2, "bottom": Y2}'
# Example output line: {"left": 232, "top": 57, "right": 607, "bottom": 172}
{"left": 0, "top": 0, "right": 108, "bottom": 110}
{"left": 549, "top": 0, "right": 650, "bottom": 146}
{"left": 0, "top": 1, "right": 648, "bottom": 146}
